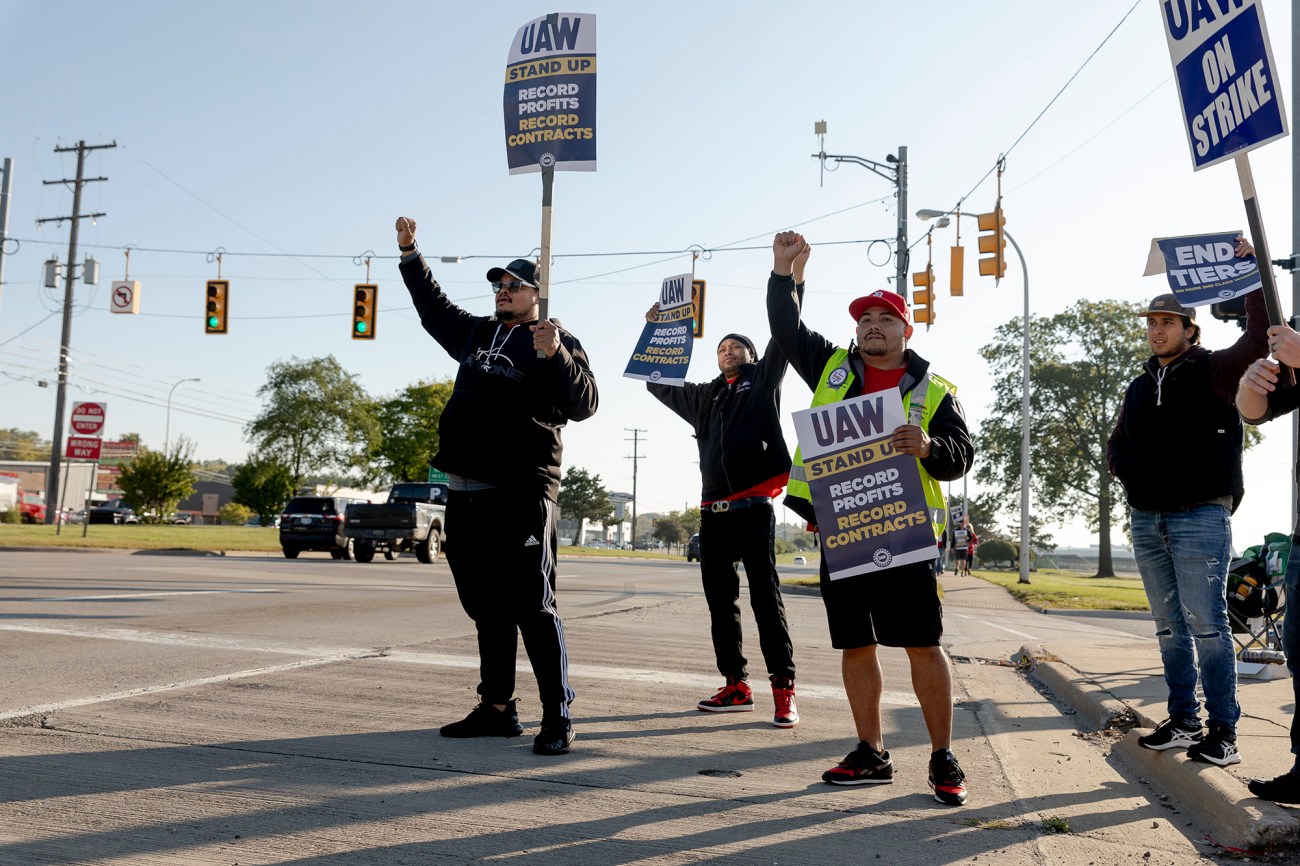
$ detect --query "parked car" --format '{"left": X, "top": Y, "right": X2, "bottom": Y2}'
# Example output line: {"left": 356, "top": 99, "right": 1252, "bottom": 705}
{"left": 88, "top": 500, "right": 140, "bottom": 525}
{"left": 166, "top": 512, "right": 194, "bottom": 525}
{"left": 686, "top": 534, "right": 701, "bottom": 563}
{"left": 792, "top": 555, "right": 808, "bottom": 565}
{"left": 245, "top": 515, "right": 281, "bottom": 528}
{"left": 279, "top": 496, "right": 368, "bottom": 559}
{"left": 17, "top": 491, "right": 46, "bottom": 524}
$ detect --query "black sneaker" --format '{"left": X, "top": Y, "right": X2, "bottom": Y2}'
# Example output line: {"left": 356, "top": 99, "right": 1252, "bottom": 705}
{"left": 439, "top": 700, "right": 524, "bottom": 738}
{"left": 928, "top": 748, "right": 968, "bottom": 806}
{"left": 1249, "top": 767, "right": 1300, "bottom": 803}
{"left": 533, "top": 716, "right": 574, "bottom": 756}
{"left": 821, "top": 743, "right": 893, "bottom": 785}
{"left": 1138, "top": 717, "right": 1203, "bottom": 751}
{"left": 1187, "top": 723, "right": 1241, "bottom": 766}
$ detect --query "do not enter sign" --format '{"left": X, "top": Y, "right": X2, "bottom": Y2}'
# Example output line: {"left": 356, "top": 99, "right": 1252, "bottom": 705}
{"left": 70, "top": 401, "right": 107, "bottom": 437}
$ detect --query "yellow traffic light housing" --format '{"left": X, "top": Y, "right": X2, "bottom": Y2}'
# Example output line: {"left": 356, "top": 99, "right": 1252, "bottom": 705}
{"left": 978, "top": 207, "right": 1006, "bottom": 282}
{"left": 911, "top": 266, "right": 935, "bottom": 326}
{"left": 353, "top": 283, "right": 377, "bottom": 340}
{"left": 691, "top": 278, "right": 706, "bottom": 339}
{"left": 950, "top": 245, "right": 964, "bottom": 296}
{"left": 205, "top": 280, "right": 229, "bottom": 334}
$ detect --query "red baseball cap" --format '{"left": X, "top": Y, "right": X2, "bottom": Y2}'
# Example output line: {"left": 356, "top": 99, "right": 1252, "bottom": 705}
{"left": 849, "top": 290, "right": 910, "bottom": 324}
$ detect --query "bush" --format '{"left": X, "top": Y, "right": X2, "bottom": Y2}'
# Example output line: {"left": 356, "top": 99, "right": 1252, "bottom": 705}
{"left": 0, "top": 507, "right": 20, "bottom": 524}
{"left": 218, "top": 502, "right": 252, "bottom": 526}
{"left": 976, "top": 538, "right": 1017, "bottom": 568}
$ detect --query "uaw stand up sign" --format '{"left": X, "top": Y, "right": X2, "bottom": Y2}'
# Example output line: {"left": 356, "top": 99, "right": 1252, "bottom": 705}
{"left": 503, "top": 12, "right": 596, "bottom": 175}
{"left": 793, "top": 390, "right": 935, "bottom": 581}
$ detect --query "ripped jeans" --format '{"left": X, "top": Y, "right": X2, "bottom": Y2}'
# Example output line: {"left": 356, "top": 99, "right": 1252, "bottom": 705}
{"left": 1131, "top": 505, "right": 1240, "bottom": 729}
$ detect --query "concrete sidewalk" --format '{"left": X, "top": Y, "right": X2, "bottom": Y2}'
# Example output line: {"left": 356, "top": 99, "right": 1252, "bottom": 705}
{"left": 981, "top": 571, "right": 1300, "bottom": 852}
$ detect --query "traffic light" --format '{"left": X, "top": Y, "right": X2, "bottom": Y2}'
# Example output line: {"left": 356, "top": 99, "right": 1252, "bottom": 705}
{"left": 353, "top": 284, "right": 377, "bottom": 340}
{"left": 978, "top": 207, "right": 1006, "bottom": 281}
{"left": 950, "top": 245, "right": 964, "bottom": 296}
{"left": 691, "top": 278, "right": 706, "bottom": 339}
{"left": 205, "top": 280, "right": 229, "bottom": 334}
{"left": 912, "top": 266, "right": 935, "bottom": 325}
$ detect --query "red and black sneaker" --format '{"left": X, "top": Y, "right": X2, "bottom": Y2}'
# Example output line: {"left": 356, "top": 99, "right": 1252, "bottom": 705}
{"left": 697, "top": 677, "right": 754, "bottom": 713}
{"left": 821, "top": 743, "right": 893, "bottom": 785}
{"left": 928, "top": 748, "right": 968, "bottom": 806}
{"left": 771, "top": 677, "right": 799, "bottom": 728}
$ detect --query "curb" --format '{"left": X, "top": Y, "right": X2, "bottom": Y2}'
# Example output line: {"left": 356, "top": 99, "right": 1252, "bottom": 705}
{"left": 1021, "top": 643, "right": 1299, "bottom": 852}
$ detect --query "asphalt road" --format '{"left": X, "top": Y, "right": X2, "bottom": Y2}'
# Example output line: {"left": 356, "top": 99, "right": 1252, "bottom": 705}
{"left": 0, "top": 550, "right": 1232, "bottom": 864}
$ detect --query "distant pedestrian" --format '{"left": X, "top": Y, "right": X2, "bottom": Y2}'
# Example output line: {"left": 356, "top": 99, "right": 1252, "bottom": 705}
{"left": 1108, "top": 239, "right": 1265, "bottom": 768}
{"left": 952, "top": 521, "right": 971, "bottom": 577}
{"left": 396, "top": 216, "right": 599, "bottom": 756}
{"left": 642, "top": 249, "right": 806, "bottom": 728}
{"left": 1235, "top": 322, "right": 1300, "bottom": 802}
{"left": 963, "top": 523, "right": 978, "bottom": 577}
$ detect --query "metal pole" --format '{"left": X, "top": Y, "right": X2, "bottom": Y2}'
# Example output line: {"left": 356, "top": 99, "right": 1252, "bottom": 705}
{"left": 165, "top": 377, "right": 199, "bottom": 454}
{"left": 1005, "top": 229, "right": 1031, "bottom": 585}
{"left": 0, "top": 158, "right": 12, "bottom": 319}
{"left": 537, "top": 163, "right": 554, "bottom": 357}
{"left": 45, "top": 143, "right": 88, "bottom": 525}
{"left": 895, "top": 146, "right": 908, "bottom": 298}
{"left": 1292, "top": 5, "right": 1299, "bottom": 527}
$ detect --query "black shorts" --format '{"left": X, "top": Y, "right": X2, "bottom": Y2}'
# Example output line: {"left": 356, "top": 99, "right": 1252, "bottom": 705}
{"left": 955, "top": 549, "right": 969, "bottom": 563}
{"left": 819, "top": 557, "right": 943, "bottom": 649}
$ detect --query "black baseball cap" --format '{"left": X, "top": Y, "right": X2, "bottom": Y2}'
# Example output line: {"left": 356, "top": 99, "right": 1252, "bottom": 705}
{"left": 486, "top": 258, "right": 539, "bottom": 286}
{"left": 1141, "top": 293, "right": 1196, "bottom": 321}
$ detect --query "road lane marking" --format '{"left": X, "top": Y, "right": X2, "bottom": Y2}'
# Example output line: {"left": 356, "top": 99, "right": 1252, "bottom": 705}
{"left": 946, "top": 611, "right": 1041, "bottom": 640}
{"left": 38, "top": 589, "right": 283, "bottom": 601}
{"left": 0, "top": 622, "right": 928, "bottom": 714}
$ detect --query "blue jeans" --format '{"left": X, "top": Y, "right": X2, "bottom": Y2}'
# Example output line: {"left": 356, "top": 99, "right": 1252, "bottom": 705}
{"left": 1131, "top": 505, "right": 1240, "bottom": 729}
{"left": 1282, "top": 540, "right": 1300, "bottom": 758}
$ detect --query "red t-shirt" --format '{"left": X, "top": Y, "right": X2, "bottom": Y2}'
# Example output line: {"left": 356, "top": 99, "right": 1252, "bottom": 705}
{"left": 860, "top": 364, "right": 906, "bottom": 396}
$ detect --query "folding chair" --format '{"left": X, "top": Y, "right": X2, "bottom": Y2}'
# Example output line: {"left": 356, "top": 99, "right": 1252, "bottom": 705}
{"left": 1226, "top": 532, "right": 1289, "bottom": 679}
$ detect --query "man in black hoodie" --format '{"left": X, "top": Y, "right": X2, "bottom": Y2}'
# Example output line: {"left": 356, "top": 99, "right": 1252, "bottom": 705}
{"left": 396, "top": 216, "right": 599, "bottom": 757}
{"left": 644, "top": 251, "right": 806, "bottom": 728}
{"left": 1108, "top": 238, "right": 1265, "bottom": 768}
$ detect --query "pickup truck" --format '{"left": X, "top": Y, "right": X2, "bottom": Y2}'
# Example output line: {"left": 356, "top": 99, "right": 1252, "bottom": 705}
{"left": 343, "top": 482, "right": 448, "bottom": 564}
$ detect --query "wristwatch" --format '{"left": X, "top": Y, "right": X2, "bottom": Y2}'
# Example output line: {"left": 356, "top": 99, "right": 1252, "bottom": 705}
{"left": 399, "top": 241, "right": 417, "bottom": 252}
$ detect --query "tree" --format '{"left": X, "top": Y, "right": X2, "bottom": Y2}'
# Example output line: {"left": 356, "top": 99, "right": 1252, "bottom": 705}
{"left": 977, "top": 300, "right": 1147, "bottom": 578}
{"left": 365, "top": 378, "right": 454, "bottom": 486}
{"left": 116, "top": 439, "right": 196, "bottom": 522}
{"left": 678, "top": 507, "right": 702, "bottom": 538}
{"left": 245, "top": 356, "right": 380, "bottom": 488}
{"left": 232, "top": 457, "right": 295, "bottom": 525}
{"left": 977, "top": 538, "right": 1017, "bottom": 568}
{"left": 558, "top": 467, "right": 614, "bottom": 526}
{"left": 0, "top": 429, "right": 50, "bottom": 461}
{"left": 219, "top": 502, "right": 252, "bottom": 526}
{"left": 654, "top": 512, "right": 687, "bottom": 547}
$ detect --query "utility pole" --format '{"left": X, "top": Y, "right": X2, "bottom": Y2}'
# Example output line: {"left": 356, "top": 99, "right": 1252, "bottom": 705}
{"left": 812, "top": 121, "right": 908, "bottom": 296}
{"left": 625, "top": 427, "right": 647, "bottom": 549}
{"left": 0, "top": 158, "right": 13, "bottom": 318}
{"left": 37, "top": 139, "right": 115, "bottom": 524}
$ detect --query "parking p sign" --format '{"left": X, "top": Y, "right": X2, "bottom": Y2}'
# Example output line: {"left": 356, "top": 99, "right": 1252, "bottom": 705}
{"left": 1160, "top": 0, "right": 1288, "bottom": 170}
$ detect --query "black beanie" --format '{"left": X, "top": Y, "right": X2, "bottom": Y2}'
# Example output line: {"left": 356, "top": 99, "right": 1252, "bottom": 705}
{"left": 718, "top": 333, "right": 757, "bottom": 361}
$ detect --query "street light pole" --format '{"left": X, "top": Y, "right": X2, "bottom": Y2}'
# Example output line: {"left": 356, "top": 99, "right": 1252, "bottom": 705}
{"left": 917, "top": 209, "right": 1031, "bottom": 585}
{"left": 165, "top": 377, "right": 200, "bottom": 455}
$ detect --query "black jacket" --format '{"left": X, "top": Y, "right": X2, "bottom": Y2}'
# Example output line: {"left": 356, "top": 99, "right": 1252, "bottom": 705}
{"left": 766, "top": 272, "right": 973, "bottom": 521}
{"left": 1107, "top": 289, "right": 1267, "bottom": 512}
{"left": 400, "top": 253, "right": 599, "bottom": 500}
{"left": 647, "top": 331, "right": 793, "bottom": 502}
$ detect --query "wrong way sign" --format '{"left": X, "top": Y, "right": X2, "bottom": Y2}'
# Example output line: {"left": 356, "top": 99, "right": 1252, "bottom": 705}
{"left": 66, "top": 436, "right": 103, "bottom": 460}
{"left": 70, "top": 401, "right": 107, "bottom": 437}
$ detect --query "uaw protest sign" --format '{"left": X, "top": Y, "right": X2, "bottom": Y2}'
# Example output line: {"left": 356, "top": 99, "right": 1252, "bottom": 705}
{"left": 503, "top": 12, "right": 596, "bottom": 174}
{"left": 793, "top": 390, "right": 935, "bottom": 581}
{"left": 623, "top": 274, "right": 695, "bottom": 386}
{"left": 1143, "top": 230, "right": 1261, "bottom": 306}
{"left": 1159, "top": 0, "right": 1287, "bottom": 170}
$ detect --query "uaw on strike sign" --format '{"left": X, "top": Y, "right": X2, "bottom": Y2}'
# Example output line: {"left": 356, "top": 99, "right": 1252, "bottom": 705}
{"left": 503, "top": 13, "right": 596, "bottom": 174}
{"left": 1160, "top": 0, "right": 1287, "bottom": 170}
{"left": 793, "top": 391, "right": 936, "bottom": 580}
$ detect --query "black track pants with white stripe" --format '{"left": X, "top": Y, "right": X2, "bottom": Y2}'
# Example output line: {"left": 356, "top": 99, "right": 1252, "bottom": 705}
{"left": 444, "top": 488, "right": 574, "bottom": 719}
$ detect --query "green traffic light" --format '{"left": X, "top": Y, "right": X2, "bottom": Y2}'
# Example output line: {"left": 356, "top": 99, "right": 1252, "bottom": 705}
{"left": 208, "top": 316, "right": 220, "bottom": 328}
{"left": 355, "top": 321, "right": 367, "bottom": 334}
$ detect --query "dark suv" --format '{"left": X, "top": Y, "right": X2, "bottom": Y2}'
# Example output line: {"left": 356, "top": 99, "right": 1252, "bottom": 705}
{"left": 686, "top": 534, "right": 701, "bottom": 563}
{"left": 279, "top": 496, "right": 368, "bottom": 559}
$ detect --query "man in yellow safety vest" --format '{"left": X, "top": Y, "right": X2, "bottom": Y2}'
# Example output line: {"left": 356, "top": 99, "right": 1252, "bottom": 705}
{"left": 767, "top": 230, "right": 974, "bottom": 806}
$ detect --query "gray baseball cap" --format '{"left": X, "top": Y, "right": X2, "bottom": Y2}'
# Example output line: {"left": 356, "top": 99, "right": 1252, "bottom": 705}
{"left": 1141, "top": 293, "right": 1195, "bottom": 321}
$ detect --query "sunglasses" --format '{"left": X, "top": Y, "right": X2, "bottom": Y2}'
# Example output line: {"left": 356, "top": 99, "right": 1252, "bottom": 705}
{"left": 491, "top": 280, "right": 534, "bottom": 295}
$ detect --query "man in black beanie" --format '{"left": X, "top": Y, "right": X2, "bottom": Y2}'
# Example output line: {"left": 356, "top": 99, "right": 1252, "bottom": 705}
{"left": 643, "top": 252, "right": 806, "bottom": 728}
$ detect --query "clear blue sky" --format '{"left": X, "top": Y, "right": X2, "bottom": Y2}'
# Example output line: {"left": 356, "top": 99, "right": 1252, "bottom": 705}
{"left": 1, "top": 1, "right": 1295, "bottom": 548}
